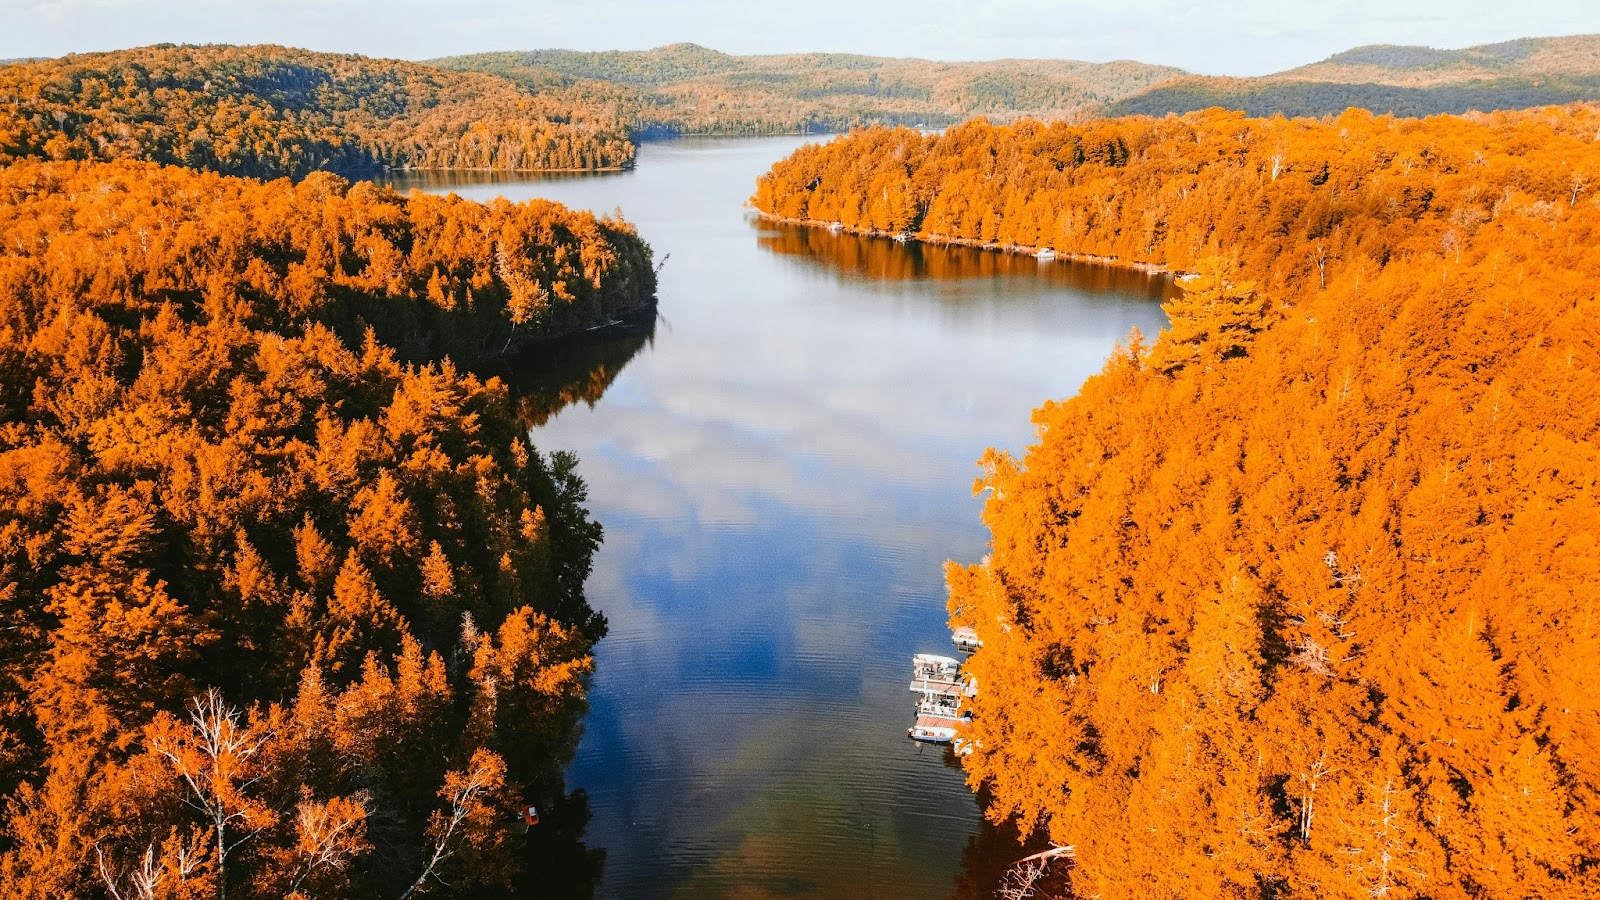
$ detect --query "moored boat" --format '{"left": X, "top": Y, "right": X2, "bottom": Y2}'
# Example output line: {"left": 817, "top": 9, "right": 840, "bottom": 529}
{"left": 906, "top": 652, "right": 978, "bottom": 741}
{"left": 908, "top": 712, "right": 966, "bottom": 743}
{"left": 909, "top": 653, "right": 960, "bottom": 692}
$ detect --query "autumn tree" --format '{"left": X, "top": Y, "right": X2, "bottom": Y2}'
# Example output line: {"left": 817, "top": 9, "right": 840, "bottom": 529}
{"left": 0, "top": 155, "right": 630, "bottom": 895}
{"left": 759, "top": 104, "right": 1600, "bottom": 897}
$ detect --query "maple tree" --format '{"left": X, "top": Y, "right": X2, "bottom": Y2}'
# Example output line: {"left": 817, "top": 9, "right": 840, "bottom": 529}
{"left": 759, "top": 105, "right": 1600, "bottom": 897}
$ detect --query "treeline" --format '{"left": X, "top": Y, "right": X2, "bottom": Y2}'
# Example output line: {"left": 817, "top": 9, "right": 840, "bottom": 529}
{"left": 757, "top": 107, "right": 1600, "bottom": 897}
{"left": 434, "top": 44, "right": 1181, "bottom": 136}
{"left": 1105, "top": 34, "right": 1600, "bottom": 119}
{"left": 756, "top": 219, "right": 1173, "bottom": 298}
{"left": 435, "top": 35, "right": 1600, "bottom": 136}
{"left": 0, "top": 158, "right": 657, "bottom": 897}
{"left": 1286, "top": 34, "right": 1600, "bottom": 85}
{"left": 1105, "top": 75, "right": 1600, "bottom": 119}
{"left": 0, "top": 160, "right": 655, "bottom": 358}
{"left": 0, "top": 44, "right": 637, "bottom": 179}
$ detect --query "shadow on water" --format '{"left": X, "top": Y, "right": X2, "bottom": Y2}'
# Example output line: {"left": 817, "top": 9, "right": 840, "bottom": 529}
{"left": 948, "top": 812, "right": 1073, "bottom": 900}
{"left": 753, "top": 219, "right": 1179, "bottom": 304}
{"left": 380, "top": 168, "right": 629, "bottom": 193}
{"left": 485, "top": 318, "right": 659, "bottom": 429}
{"left": 453, "top": 322, "right": 654, "bottom": 899}
{"left": 460, "top": 787, "right": 605, "bottom": 900}
{"left": 516, "top": 789, "right": 608, "bottom": 900}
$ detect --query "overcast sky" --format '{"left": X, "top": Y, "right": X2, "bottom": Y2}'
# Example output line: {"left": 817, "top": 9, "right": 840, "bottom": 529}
{"left": 4, "top": 0, "right": 1598, "bottom": 76}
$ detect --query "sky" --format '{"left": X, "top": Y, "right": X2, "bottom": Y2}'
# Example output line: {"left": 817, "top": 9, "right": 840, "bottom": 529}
{"left": 4, "top": 0, "right": 1599, "bottom": 76}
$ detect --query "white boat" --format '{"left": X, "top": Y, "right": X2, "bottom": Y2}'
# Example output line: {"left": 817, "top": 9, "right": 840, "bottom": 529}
{"left": 952, "top": 626, "right": 982, "bottom": 653}
{"left": 908, "top": 712, "right": 968, "bottom": 743}
{"left": 1036, "top": 247, "right": 1058, "bottom": 260}
{"left": 910, "top": 653, "right": 959, "bottom": 680}
{"left": 905, "top": 652, "right": 979, "bottom": 742}
{"left": 918, "top": 691, "right": 962, "bottom": 718}
{"left": 909, "top": 653, "right": 962, "bottom": 694}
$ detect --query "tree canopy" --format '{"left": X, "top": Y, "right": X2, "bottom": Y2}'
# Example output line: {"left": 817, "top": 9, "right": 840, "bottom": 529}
{"left": 0, "top": 157, "right": 654, "bottom": 897}
{"left": 0, "top": 159, "right": 655, "bottom": 358}
{"left": 0, "top": 44, "right": 636, "bottom": 179}
{"left": 434, "top": 45, "right": 1182, "bottom": 136}
{"left": 758, "top": 105, "right": 1600, "bottom": 897}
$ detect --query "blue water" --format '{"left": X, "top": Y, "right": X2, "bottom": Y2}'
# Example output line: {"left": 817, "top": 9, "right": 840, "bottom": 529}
{"left": 394, "top": 136, "right": 1170, "bottom": 898}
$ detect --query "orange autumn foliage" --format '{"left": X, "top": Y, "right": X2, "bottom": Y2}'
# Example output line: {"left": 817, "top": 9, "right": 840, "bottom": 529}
{"left": 761, "top": 107, "right": 1600, "bottom": 897}
{"left": 0, "top": 160, "right": 626, "bottom": 896}
{"left": 0, "top": 44, "right": 636, "bottom": 179}
{"left": 0, "top": 159, "right": 655, "bottom": 357}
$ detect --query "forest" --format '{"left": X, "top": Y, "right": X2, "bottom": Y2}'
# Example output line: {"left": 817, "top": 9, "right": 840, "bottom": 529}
{"left": 436, "top": 35, "right": 1600, "bottom": 135}
{"left": 1107, "top": 34, "right": 1600, "bottom": 118}
{"left": 1104, "top": 75, "right": 1600, "bottom": 120}
{"left": 0, "top": 45, "right": 637, "bottom": 179}
{"left": 755, "top": 106, "right": 1600, "bottom": 897}
{"left": 433, "top": 44, "right": 1182, "bottom": 136}
{"left": 0, "top": 160, "right": 655, "bottom": 356}
{"left": 0, "top": 151, "right": 657, "bottom": 896}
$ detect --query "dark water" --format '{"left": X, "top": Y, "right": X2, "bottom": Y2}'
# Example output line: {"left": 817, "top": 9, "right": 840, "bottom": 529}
{"left": 391, "top": 137, "right": 1171, "bottom": 899}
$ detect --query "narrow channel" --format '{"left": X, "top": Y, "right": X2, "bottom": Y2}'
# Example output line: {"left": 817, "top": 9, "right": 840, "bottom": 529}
{"left": 393, "top": 135, "right": 1172, "bottom": 898}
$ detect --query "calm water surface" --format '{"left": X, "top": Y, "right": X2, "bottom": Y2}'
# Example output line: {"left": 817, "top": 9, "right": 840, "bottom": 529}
{"left": 394, "top": 137, "right": 1171, "bottom": 898}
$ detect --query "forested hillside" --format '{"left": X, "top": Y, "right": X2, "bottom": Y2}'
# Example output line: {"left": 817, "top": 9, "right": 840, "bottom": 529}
{"left": 1284, "top": 34, "right": 1600, "bottom": 85}
{"left": 1108, "top": 33, "right": 1600, "bottom": 118}
{"left": 0, "top": 160, "right": 655, "bottom": 356}
{"left": 0, "top": 158, "right": 657, "bottom": 897}
{"left": 434, "top": 44, "right": 1183, "bottom": 135}
{"left": 0, "top": 44, "right": 637, "bottom": 178}
{"left": 756, "top": 107, "right": 1600, "bottom": 897}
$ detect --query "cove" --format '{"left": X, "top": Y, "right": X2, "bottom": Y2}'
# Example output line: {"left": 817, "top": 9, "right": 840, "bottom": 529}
{"left": 390, "top": 136, "right": 1172, "bottom": 898}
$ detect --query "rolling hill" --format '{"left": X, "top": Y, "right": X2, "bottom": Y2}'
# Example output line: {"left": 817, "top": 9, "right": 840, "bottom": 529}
{"left": 0, "top": 44, "right": 636, "bottom": 178}
{"left": 1107, "top": 34, "right": 1600, "bottom": 118}
{"left": 433, "top": 43, "right": 1184, "bottom": 135}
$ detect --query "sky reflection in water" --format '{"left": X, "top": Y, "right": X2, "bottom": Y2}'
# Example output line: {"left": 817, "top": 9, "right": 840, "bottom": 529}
{"left": 394, "top": 137, "right": 1170, "bottom": 898}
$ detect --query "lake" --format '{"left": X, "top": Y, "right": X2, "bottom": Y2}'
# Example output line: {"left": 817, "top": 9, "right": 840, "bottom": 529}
{"left": 391, "top": 136, "right": 1171, "bottom": 899}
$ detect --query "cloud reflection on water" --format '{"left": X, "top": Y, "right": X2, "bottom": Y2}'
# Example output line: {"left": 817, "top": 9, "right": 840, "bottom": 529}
{"left": 426, "top": 137, "right": 1169, "bottom": 898}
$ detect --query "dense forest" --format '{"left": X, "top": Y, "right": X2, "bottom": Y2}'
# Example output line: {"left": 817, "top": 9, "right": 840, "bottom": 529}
{"left": 0, "top": 44, "right": 637, "bottom": 179}
{"left": 434, "top": 44, "right": 1182, "bottom": 136}
{"left": 755, "top": 106, "right": 1600, "bottom": 897}
{"left": 432, "top": 36, "right": 1600, "bottom": 135}
{"left": 1105, "top": 75, "right": 1600, "bottom": 119}
{"left": 0, "top": 160, "right": 655, "bottom": 356}
{"left": 0, "top": 156, "right": 658, "bottom": 897}
{"left": 1108, "top": 34, "right": 1600, "bottom": 118}
{"left": 1282, "top": 34, "right": 1600, "bottom": 86}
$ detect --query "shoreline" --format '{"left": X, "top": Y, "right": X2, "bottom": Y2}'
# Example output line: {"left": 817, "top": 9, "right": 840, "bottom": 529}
{"left": 748, "top": 208, "right": 1176, "bottom": 278}
{"left": 384, "top": 163, "right": 635, "bottom": 175}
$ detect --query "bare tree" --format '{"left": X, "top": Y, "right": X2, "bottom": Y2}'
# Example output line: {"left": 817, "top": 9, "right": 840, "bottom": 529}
{"left": 997, "top": 845, "right": 1074, "bottom": 900}
{"left": 95, "top": 832, "right": 207, "bottom": 900}
{"left": 287, "top": 792, "right": 371, "bottom": 896}
{"left": 397, "top": 749, "right": 506, "bottom": 900}
{"left": 147, "top": 688, "right": 275, "bottom": 900}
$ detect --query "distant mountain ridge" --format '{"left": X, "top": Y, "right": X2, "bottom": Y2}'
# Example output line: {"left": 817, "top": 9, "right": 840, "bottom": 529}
{"left": 432, "top": 43, "right": 1184, "bottom": 135}
{"left": 1287, "top": 34, "right": 1600, "bottom": 83}
{"left": 1108, "top": 33, "right": 1600, "bottom": 118}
